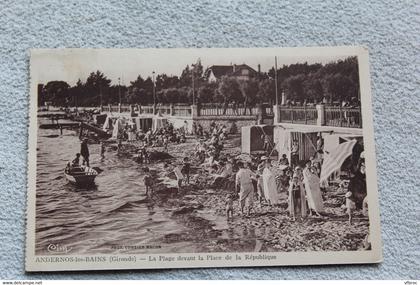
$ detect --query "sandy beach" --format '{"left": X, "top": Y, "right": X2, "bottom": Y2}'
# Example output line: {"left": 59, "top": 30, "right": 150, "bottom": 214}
{"left": 117, "top": 135, "right": 370, "bottom": 253}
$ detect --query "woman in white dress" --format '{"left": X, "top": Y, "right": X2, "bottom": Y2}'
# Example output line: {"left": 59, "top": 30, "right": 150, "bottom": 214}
{"left": 302, "top": 161, "right": 324, "bottom": 216}
{"left": 262, "top": 159, "right": 281, "bottom": 205}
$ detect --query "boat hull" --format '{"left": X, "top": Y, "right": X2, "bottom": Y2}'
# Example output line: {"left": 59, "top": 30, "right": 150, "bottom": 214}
{"left": 64, "top": 166, "right": 98, "bottom": 186}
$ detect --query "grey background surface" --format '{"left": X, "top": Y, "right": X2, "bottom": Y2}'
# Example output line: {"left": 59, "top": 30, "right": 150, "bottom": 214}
{"left": 0, "top": 0, "right": 418, "bottom": 279}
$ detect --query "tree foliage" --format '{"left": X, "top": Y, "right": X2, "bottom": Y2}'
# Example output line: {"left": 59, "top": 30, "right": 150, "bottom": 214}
{"left": 38, "top": 57, "right": 360, "bottom": 107}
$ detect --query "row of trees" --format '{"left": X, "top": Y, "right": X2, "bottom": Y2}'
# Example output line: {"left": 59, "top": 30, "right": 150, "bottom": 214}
{"left": 38, "top": 57, "right": 360, "bottom": 108}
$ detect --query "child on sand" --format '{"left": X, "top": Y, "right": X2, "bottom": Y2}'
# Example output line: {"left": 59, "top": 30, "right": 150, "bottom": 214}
{"left": 288, "top": 174, "right": 307, "bottom": 222}
{"left": 173, "top": 164, "right": 184, "bottom": 194}
{"left": 345, "top": 191, "right": 356, "bottom": 225}
{"left": 143, "top": 167, "right": 153, "bottom": 198}
{"left": 163, "top": 136, "right": 169, "bottom": 152}
{"left": 181, "top": 157, "right": 191, "bottom": 185}
{"left": 225, "top": 193, "right": 234, "bottom": 220}
{"left": 100, "top": 142, "right": 105, "bottom": 158}
{"left": 117, "top": 139, "right": 123, "bottom": 153}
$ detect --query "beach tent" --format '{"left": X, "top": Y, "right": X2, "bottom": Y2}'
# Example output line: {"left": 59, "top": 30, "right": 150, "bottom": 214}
{"left": 241, "top": 125, "right": 274, "bottom": 154}
{"left": 134, "top": 117, "right": 153, "bottom": 132}
{"left": 102, "top": 115, "right": 113, "bottom": 131}
{"left": 320, "top": 139, "right": 357, "bottom": 183}
{"left": 322, "top": 133, "right": 364, "bottom": 180}
{"left": 274, "top": 127, "right": 319, "bottom": 164}
{"left": 322, "top": 133, "right": 363, "bottom": 157}
{"left": 111, "top": 118, "right": 126, "bottom": 139}
{"left": 152, "top": 115, "right": 168, "bottom": 132}
{"left": 94, "top": 114, "right": 107, "bottom": 126}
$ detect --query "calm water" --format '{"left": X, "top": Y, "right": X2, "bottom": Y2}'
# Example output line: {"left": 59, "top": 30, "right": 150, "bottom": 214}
{"left": 35, "top": 118, "right": 195, "bottom": 255}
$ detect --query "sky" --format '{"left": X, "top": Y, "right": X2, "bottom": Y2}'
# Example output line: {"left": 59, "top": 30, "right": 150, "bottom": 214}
{"left": 30, "top": 47, "right": 359, "bottom": 86}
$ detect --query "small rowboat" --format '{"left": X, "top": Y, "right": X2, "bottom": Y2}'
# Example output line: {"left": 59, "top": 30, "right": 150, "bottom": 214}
{"left": 64, "top": 165, "right": 98, "bottom": 185}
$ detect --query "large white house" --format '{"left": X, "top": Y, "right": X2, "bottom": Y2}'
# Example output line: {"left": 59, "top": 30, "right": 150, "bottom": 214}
{"left": 205, "top": 64, "right": 258, "bottom": 83}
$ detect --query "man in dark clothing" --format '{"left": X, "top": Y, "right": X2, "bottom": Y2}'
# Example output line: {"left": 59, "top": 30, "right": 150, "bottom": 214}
{"left": 348, "top": 161, "right": 367, "bottom": 209}
{"left": 261, "top": 134, "right": 270, "bottom": 154}
{"left": 279, "top": 154, "right": 289, "bottom": 166}
{"left": 80, "top": 139, "right": 90, "bottom": 167}
{"left": 72, "top": 153, "right": 81, "bottom": 167}
{"left": 181, "top": 157, "right": 191, "bottom": 185}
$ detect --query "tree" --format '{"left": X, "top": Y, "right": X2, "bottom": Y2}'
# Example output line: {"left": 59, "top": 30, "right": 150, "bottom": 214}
{"left": 128, "top": 76, "right": 154, "bottom": 104}
{"left": 37, "top": 84, "right": 45, "bottom": 106}
{"left": 83, "top": 71, "right": 111, "bottom": 106}
{"left": 43, "top": 81, "right": 70, "bottom": 106}
{"left": 164, "top": 88, "right": 181, "bottom": 103}
{"left": 258, "top": 79, "right": 276, "bottom": 104}
{"left": 218, "top": 76, "right": 242, "bottom": 114}
{"left": 303, "top": 73, "right": 323, "bottom": 103}
{"left": 179, "top": 65, "right": 192, "bottom": 87}
{"left": 197, "top": 82, "right": 217, "bottom": 103}
{"left": 322, "top": 74, "right": 354, "bottom": 103}
{"left": 281, "top": 74, "right": 306, "bottom": 103}
{"left": 239, "top": 78, "right": 260, "bottom": 114}
{"left": 218, "top": 76, "right": 242, "bottom": 104}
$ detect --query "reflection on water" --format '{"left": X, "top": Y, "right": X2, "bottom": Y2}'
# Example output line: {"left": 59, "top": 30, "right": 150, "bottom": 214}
{"left": 35, "top": 118, "right": 194, "bottom": 255}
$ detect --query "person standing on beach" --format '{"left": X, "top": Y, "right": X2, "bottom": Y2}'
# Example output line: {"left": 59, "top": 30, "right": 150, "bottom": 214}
{"left": 256, "top": 156, "right": 266, "bottom": 204}
{"left": 302, "top": 160, "right": 324, "bottom": 216}
{"left": 291, "top": 140, "right": 299, "bottom": 168}
{"left": 225, "top": 193, "right": 234, "bottom": 220}
{"left": 235, "top": 161, "right": 257, "bottom": 216}
{"left": 288, "top": 174, "right": 307, "bottom": 222}
{"left": 261, "top": 133, "right": 270, "bottom": 154}
{"left": 181, "top": 157, "right": 191, "bottom": 185}
{"left": 80, "top": 138, "right": 90, "bottom": 167}
{"left": 100, "top": 142, "right": 105, "bottom": 159}
{"left": 143, "top": 167, "right": 153, "bottom": 198}
{"left": 163, "top": 136, "right": 169, "bottom": 153}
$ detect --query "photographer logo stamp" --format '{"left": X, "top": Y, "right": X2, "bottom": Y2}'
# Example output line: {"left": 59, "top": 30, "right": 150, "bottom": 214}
{"left": 47, "top": 243, "right": 72, "bottom": 254}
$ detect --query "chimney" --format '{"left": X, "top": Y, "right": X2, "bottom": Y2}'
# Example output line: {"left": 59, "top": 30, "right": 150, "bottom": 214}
{"left": 232, "top": 64, "right": 236, "bottom": 73}
{"left": 258, "top": 64, "right": 261, "bottom": 74}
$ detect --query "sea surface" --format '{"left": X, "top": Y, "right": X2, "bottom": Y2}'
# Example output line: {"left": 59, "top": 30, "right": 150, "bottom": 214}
{"left": 35, "top": 118, "right": 196, "bottom": 255}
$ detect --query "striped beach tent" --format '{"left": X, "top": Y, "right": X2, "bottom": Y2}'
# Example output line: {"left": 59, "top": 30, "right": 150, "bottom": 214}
{"left": 320, "top": 139, "right": 357, "bottom": 183}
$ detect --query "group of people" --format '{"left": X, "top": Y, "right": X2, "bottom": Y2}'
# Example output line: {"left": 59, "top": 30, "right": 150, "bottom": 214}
{"left": 232, "top": 154, "right": 325, "bottom": 221}
{"left": 192, "top": 121, "right": 237, "bottom": 139}
{"left": 119, "top": 121, "right": 188, "bottom": 150}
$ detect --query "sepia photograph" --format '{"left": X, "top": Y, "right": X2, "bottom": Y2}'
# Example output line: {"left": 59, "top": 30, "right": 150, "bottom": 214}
{"left": 25, "top": 47, "right": 382, "bottom": 271}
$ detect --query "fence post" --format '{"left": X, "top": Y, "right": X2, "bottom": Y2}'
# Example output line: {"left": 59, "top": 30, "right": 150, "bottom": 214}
{"left": 191, "top": 104, "right": 198, "bottom": 118}
{"left": 170, "top": 104, "right": 174, "bottom": 116}
{"left": 273, "top": 104, "right": 280, "bottom": 124}
{"left": 108, "top": 104, "right": 112, "bottom": 113}
{"left": 130, "top": 104, "right": 135, "bottom": 116}
{"left": 291, "top": 108, "right": 294, "bottom": 123}
{"left": 304, "top": 105, "right": 307, "bottom": 124}
{"left": 316, "top": 104, "right": 325, "bottom": 126}
{"left": 339, "top": 106, "right": 343, "bottom": 127}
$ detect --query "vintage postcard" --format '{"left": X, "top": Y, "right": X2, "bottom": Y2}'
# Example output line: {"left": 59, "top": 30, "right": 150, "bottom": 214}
{"left": 26, "top": 47, "right": 382, "bottom": 271}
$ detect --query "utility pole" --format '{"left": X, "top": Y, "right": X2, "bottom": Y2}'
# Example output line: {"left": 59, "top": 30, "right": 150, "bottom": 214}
{"left": 192, "top": 67, "right": 195, "bottom": 105}
{"left": 118, "top": 77, "right": 121, "bottom": 105}
{"left": 99, "top": 85, "right": 103, "bottom": 107}
{"left": 152, "top": 71, "right": 156, "bottom": 112}
{"left": 275, "top": 56, "right": 279, "bottom": 106}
